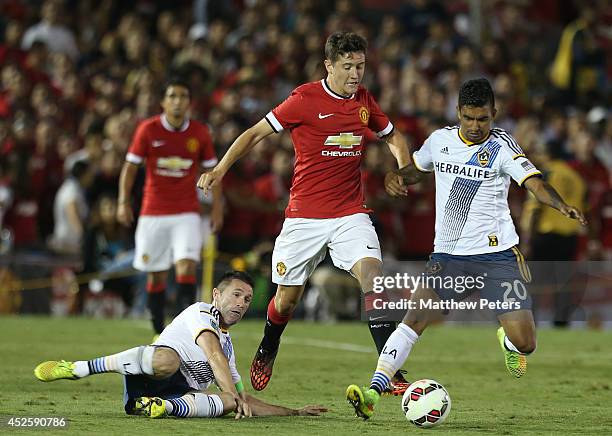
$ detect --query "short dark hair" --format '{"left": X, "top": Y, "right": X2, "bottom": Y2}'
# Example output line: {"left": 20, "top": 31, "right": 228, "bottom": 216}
{"left": 163, "top": 77, "right": 191, "bottom": 99}
{"left": 458, "top": 78, "right": 495, "bottom": 109}
{"left": 217, "top": 270, "right": 255, "bottom": 290}
{"left": 70, "top": 159, "right": 89, "bottom": 179}
{"left": 324, "top": 31, "right": 368, "bottom": 63}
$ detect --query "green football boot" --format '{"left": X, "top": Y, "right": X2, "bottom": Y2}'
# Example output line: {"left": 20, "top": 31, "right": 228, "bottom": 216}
{"left": 346, "top": 384, "right": 380, "bottom": 420}
{"left": 497, "top": 327, "right": 527, "bottom": 378}
{"left": 34, "top": 360, "right": 78, "bottom": 382}
{"left": 134, "top": 397, "right": 168, "bottom": 419}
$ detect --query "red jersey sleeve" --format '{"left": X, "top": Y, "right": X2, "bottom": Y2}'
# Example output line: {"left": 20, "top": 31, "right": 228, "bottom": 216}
{"left": 265, "top": 89, "right": 304, "bottom": 132}
{"left": 198, "top": 124, "right": 218, "bottom": 168}
{"left": 366, "top": 92, "right": 394, "bottom": 138}
{"left": 126, "top": 121, "right": 149, "bottom": 165}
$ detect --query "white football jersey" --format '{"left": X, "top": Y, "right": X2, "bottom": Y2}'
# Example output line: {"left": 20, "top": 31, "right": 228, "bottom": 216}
{"left": 413, "top": 126, "right": 541, "bottom": 255}
{"left": 154, "top": 302, "right": 241, "bottom": 391}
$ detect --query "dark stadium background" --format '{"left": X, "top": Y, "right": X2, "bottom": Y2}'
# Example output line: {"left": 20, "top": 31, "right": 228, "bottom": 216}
{"left": 0, "top": 0, "right": 610, "bottom": 321}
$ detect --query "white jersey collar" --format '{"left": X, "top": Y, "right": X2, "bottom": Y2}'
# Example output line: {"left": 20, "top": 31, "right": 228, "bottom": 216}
{"left": 161, "top": 114, "right": 190, "bottom": 132}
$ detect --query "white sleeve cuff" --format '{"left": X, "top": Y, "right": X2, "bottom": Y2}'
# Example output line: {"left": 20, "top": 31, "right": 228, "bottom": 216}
{"left": 265, "top": 112, "right": 283, "bottom": 133}
{"left": 376, "top": 121, "right": 394, "bottom": 138}
{"left": 201, "top": 157, "right": 218, "bottom": 168}
{"left": 126, "top": 152, "right": 143, "bottom": 165}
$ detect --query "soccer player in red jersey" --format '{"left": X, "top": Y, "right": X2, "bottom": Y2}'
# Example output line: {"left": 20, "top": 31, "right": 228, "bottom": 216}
{"left": 118, "top": 78, "right": 223, "bottom": 335}
{"left": 199, "top": 32, "right": 414, "bottom": 393}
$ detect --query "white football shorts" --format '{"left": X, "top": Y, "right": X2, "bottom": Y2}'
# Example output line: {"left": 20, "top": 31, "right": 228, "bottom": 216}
{"left": 271, "top": 213, "right": 382, "bottom": 285}
{"left": 133, "top": 212, "right": 203, "bottom": 272}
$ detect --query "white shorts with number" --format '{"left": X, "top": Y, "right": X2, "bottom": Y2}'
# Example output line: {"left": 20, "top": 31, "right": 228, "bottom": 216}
{"left": 133, "top": 212, "right": 203, "bottom": 272}
{"left": 272, "top": 213, "right": 382, "bottom": 285}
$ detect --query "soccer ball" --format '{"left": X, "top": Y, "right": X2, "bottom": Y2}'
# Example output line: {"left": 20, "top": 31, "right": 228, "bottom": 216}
{"left": 401, "top": 379, "right": 451, "bottom": 428}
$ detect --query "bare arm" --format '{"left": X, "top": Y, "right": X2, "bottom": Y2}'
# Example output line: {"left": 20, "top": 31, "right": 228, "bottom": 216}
{"left": 117, "top": 161, "right": 138, "bottom": 226}
{"left": 245, "top": 394, "right": 327, "bottom": 417}
{"left": 196, "top": 331, "right": 252, "bottom": 418}
{"left": 197, "top": 119, "right": 275, "bottom": 195}
{"left": 523, "top": 176, "right": 587, "bottom": 225}
{"left": 384, "top": 129, "right": 411, "bottom": 168}
{"left": 382, "top": 130, "right": 422, "bottom": 196}
{"left": 210, "top": 176, "right": 224, "bottom": 233}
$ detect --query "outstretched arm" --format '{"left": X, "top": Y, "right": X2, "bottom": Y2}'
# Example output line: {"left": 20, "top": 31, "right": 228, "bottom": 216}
{"left": 197, "top": 118, "right": 275, "bottom": 195}
{"left": 196, "top": 331, "right": 252, "bottom": 418}
{"left": 523, "top": 176, "right": 587, "bottom": 225}
{"left": 382, "top": 130, "right": 422, "bottom": 196}
{"left": 245, "top": 393, "right": 327, "bottom": 417}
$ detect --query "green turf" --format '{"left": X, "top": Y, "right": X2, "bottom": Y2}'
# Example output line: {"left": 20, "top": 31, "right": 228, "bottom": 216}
{"left": 0, "top": 316, "right": 611, "bottom": 435}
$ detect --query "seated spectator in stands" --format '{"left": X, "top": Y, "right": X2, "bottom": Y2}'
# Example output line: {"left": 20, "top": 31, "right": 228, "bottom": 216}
{"left": 83, "top": 194, "right": 137, "bottom": 309}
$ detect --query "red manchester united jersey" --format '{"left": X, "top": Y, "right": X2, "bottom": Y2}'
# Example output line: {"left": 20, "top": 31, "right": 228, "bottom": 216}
{"left": 126, "top": 114, "right": 217, "bottom": 215}
{"left": 265, "top": 79, "right": 393, "bottom": 219}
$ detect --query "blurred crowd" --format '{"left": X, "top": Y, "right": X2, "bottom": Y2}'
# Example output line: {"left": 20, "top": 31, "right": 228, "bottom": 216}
{"left": 0, "top": 0, "right": 610, "bottom": 313}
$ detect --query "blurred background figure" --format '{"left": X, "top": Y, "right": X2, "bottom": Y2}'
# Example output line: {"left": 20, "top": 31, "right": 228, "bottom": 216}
{"left": 0, "top": 0, "right": 608, "bottom": 324}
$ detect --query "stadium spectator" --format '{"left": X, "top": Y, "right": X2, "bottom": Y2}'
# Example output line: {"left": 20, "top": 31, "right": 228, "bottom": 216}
{"left": 521, "top": 139, "right": 587, "bottom": 327}
{"left": 82, "top": 194, "right": 137, "bottom": 309}
{"left": 48, "top": 159, "right": 92, "bottom": 255}
{"left": 33, "top": 271, "right": 327, "bottom": 419}
{"left": 21, "top": 0, "right": 79, "bottom": 61}
{"left": 0, "top": 0, "right": 606, "bottom": 320}
{"left": 117, "top": 78, "right": 222, "bottom": 334}
{"left": 198, "top": 31, "right": 415, "bottom": 394}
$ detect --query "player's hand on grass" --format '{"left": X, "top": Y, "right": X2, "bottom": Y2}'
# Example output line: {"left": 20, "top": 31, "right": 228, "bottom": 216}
{"left": 560, "top": 205, "right": 587, "bottom": 226}
{"left": 234, "top": 396, "right": 252, "bottom": 419}
{"left": 384, "top": 171, "right": 408, "bottom": 197}
{"left": 116, "top": 202, "right": 133, "bottom": 226}
{"left": 197, "top": 167, "right": 225, "bottom": 196}
{"left": 296, "top": 405, "right": 329, "bottom": 416}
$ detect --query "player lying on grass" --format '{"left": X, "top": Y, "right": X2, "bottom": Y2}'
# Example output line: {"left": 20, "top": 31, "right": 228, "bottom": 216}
{"left": 34, "top": 271, "right": 327, "bottom": 419}
{"left": 346, "top": 78, "right": 587, "bottom": 420}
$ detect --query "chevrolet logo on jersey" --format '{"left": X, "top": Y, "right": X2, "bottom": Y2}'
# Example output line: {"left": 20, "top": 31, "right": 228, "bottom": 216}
{"left": 157, "top": 156, "right": 193, "bottom": 170}
{"left": 324, "top": 132, "right": 363, "bottom": 149}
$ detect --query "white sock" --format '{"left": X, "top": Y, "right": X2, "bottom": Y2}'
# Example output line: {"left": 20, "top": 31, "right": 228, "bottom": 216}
{"left": 75, "top": 346, "right": 155, "bottom": 377}
{"left": 370, "top": 323, "right": 419, "bottom": 393}
{"left": 167, "top": 393, "right": 224, "bottom": 418}
{"left": 504, "top": 336, "right": 532, "bottom": 355}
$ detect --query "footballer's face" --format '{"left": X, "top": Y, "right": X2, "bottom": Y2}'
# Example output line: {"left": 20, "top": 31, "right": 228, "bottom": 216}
{"left": 161, "top": 85, "right": 190, "bottom": 122}
{"left": 213, "top": 279, "right": 253, "bottom": 328}
{"left": 325, "top": 51, "right": 365, "bottom": 97}
{"left": 457, "top": 104, "right": 497, "bottom": 143}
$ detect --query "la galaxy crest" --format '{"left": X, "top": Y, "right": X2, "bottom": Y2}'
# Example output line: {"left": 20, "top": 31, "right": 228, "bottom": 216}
{"left": 477, "top": 149, "right": 490, "bottom": 167}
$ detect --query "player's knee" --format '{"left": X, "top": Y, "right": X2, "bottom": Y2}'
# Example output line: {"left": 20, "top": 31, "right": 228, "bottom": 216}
{"left": 151, "top": 347, "right": 180, "bottom": 378}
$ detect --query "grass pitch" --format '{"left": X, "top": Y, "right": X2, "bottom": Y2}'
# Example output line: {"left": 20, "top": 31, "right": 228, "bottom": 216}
{"left": 1, "top": 316, "right": 611, "bottom": 435}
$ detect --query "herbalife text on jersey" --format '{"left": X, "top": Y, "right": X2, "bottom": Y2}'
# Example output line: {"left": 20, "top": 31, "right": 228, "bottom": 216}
{"left": 373, "top": 273, "right": 486, "bottom": 294}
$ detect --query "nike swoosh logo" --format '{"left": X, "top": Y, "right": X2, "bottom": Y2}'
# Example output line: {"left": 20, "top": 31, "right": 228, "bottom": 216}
{"left": 318, "top": 113, "right": 334, "bottom": 119}
{"left": 366, "top": 245, "right": 378, "bottom": 250}
{"left": 152, "top": 140, "right": 165, "bottom": 147}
